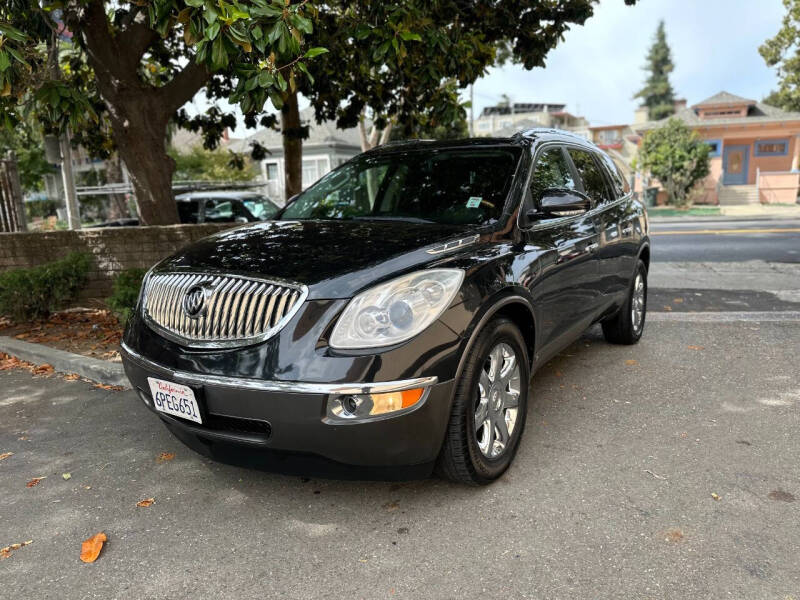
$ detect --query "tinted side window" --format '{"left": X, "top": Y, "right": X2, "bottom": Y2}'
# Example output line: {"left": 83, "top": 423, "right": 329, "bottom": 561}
{"left": 598, "top": 152, "right": 631, "bottom": 197}
{"left": 530, "top": 147, "right": 576, "bottom": 201}
{"left": 567, "top": 149, "right": 611, "bottom": 205}
{"left": 177, "top": 200, "right": 200, "bottom": 223}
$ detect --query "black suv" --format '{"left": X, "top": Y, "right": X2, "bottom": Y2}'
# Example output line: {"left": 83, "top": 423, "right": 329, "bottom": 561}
{"left": 121, "top": 129, "right": 649, "bottom": 485}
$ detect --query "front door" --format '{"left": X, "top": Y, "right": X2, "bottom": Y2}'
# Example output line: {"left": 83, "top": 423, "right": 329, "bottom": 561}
{"left": 723, "top": 144, "right": 749, "bottom": 185}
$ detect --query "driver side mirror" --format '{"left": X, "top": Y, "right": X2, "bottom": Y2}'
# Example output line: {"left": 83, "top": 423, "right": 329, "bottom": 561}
{"left": 527, "top": 189, "right": 591, "bottom": 220}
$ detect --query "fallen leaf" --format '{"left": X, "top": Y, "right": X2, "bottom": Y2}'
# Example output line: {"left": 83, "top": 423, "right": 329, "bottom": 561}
{"left": 661, "top": 528, "right": 684, "bottom": 543}
{"left": 673, "top": 298, "right": 684, "bottom": 304}
{"left": 711, "top": 492, "right": 721, "bottom": 501}
{"left": 94, "top": 383, "right": 124, "bottom": 391}
{"left": 0, "top": 539, "right": 32, "bottom": 560}
{"left": 136, "top": 498, "right": 155, "bottom": 508}
{"left": 80, "top": 532, "right": 107, "bottom": 563}
{"left": 768, "top": 489, "right": 796, "bottom": 502}
{"left": 0, "top": 452, "right": 12, "bottom": 461}
{"left": 62, "top": 473, "right": 72, "bottom": 480}
{"left": 625, "top": 359, "right": 638, "bottom": 366}
{"left": 156, "top": 452, "right": 175, "bottom": 463}
{"left": 64, "top": 373, "right": 80, "bottom": 381}
{"left": 32, "top": 363, "right": 54, "bottom": 375}
{"left": 382, "top": 501, "right": 400, "bottom": 512}
{"left": 662, "top": 305, "right": 672, "bottom": 312}
{"left": 26, "top": 476, "right": 46, "bottom": 488}
{"left": 687, "top": 345, "right": 705, "bottom": 351}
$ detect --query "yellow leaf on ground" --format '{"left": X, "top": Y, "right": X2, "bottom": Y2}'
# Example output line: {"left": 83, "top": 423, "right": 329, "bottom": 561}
{"left": 0, "top": 452, "right": 12, "bottom": 461}
{"left": 687, "top": 345, "right": 705, "bottom": 351}
{"left": 625, "top": 359, "right": 638, "bottom": 366}
{"left": 62, "top": 473, "right": 71, "bottom": 480}
{"left": 673, "top": 298, "right": 684, "bottom": 303}
{"left": 136, "top": 498, "right": 155, "bottom": 508}
{"left": 156, "top": 452, "right": 175, "bottom": 463}
{"left": 80, "top": 532, "right": 107, "bottom": 563}
{"left": 711, "top": 492, "right": 721, "bottom": 501}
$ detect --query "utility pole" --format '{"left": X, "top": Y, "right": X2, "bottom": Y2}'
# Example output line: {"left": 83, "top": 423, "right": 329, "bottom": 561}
{"left": 59, "top": 131, "right": 81, "bottom": 230}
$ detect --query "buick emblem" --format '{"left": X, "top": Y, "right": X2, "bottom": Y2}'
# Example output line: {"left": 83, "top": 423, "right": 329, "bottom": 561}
{"left": 182, "top": 285, "right": 206, "bottom": 318}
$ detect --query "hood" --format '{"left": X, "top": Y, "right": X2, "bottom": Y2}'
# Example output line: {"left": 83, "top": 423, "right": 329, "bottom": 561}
{"left": 156, "top": 220, "right": 477, "bottom": 298}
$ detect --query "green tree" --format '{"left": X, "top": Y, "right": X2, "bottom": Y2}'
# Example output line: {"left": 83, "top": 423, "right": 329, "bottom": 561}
{"left": 0, "top": 0, "right": 323, "bottom": 224}
{"left": 0, "top": 123, "right": 52, "bottom": 192}
{"left": 638, "top": 118, "right": 710, "bottom": 208}
{"left": 760, "top": 0, "right": 800, "bottom": 112}
{"left": 635, "top": 20, "right": 676, "bottom": 121}
{"left": 169, "top": 146, "right": 257, "bottom": 181}
{"left": 272, "top": 0, "right": 637, "bottom": 199}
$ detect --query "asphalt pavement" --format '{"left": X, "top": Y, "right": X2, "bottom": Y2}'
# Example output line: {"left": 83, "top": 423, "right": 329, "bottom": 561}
{"left": 2, "top": 318, "right": 799, "bottom": 599}
{"left": 650, "top": 218, "right": 800, "bottom": 263}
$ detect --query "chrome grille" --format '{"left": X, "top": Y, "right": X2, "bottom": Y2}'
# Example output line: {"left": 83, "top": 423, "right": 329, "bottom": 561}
{"left": 142, "top": 272, "right": 307, "bottom": 348}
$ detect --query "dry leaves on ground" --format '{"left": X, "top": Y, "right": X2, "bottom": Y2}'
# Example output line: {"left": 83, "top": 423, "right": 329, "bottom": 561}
{"left": 625, "top": 359, "right": 638, "bottom": 366}
{"left": 136, "top": 498, "right": 155, "bottom": 508}
{"left": 65, "top": 373, "right": 80, "bottom": 381}
{"left": 0, "top": 452, "right": 12, "bottom": 461}
{"left": 26, "top": 477, "right": 46, "bottom": 488}
{"left": 156, "top": 452, "right": 175, "bottom": 463}
{"left": 673, "top": 298, "right": 684, "bottom": 304}
{"left": 94, "top": 383, "right": 124, "bottom": 391}
{"left": 80, "top": 532, "right": 107, "bottom": 563}
{"left": 31, "top": 363, "right": 54, "bottom": 375}
{"left": 1, "top": 540, "right": 33, "bottom": 560}
{"left": 687, "top": 345, "right": 705, "bottom": 351}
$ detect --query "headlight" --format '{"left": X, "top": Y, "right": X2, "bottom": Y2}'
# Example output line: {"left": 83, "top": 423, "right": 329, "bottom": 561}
{"left": 330, "top": 269, "right": 464, "bottom": 349}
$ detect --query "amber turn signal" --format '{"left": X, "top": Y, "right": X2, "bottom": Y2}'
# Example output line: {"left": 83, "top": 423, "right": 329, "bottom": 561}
{"left": 368, "top": 387, "right": 425, "bottom": 415}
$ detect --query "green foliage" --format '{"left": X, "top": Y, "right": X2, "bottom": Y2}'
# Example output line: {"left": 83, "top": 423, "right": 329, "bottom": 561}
{"left": 0, "top": 252, "right": 91, "bottom": 321}
{"left": 638, "top": 118, "right": 710, "bottom": 208}
{"left": 760, "top": 0, "right": 800, "bottom": 112}
{"left": 634, "top": 21, "right": 676, "bottom": 121}
{"left": 169, "top": 146, "right": 257, "bottom": 182}
{"left": 0, "top": 123, "right": 52, "bottom": 192}
{"left": 107, "top": 268, "right": 146, "bottom": 324}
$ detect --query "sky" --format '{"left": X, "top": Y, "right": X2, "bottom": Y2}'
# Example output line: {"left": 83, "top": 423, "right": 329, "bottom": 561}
{"left": 470, "top": 0, "right": 787, "bottom": 126}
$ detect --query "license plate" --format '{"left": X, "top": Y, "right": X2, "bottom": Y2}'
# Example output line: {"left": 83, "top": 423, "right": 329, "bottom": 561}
{"left": 147, "top": 377, "right": 202, "bottom": 424}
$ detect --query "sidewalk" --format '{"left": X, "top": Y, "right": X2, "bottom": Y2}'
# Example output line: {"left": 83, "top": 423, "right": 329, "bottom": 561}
{"left": 649, "top": 203, "right": 800, "bottom": 222}
{"left": 649, "top": 260, "right": 800, "bottom": 293}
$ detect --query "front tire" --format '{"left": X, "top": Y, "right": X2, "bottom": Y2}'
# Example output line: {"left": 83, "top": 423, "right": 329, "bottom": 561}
{"left": 602, "top": 259, "right": 647, "bottom": 345}
{"left": 436, "top": 318, "right": 529, "bottom": 485}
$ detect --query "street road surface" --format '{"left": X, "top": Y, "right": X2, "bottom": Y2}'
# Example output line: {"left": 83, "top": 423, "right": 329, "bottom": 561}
{"left": 2, "top": 317, "right": 799, "bottom": 599}
{"left": 651, "top": 218, "right": 800, "bottom": 262}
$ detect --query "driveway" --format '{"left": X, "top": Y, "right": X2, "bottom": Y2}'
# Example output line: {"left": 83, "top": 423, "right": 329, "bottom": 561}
{"left": 2, "top": 319, "right": 799, "bottom": 599}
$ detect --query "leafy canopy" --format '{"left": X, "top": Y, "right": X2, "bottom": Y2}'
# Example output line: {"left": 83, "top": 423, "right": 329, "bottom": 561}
{"left": 634, "top": 20, "right": 676, "bottom": 121}
{"left": 638, "top": 118, "right": 710, "bottom": 207}
{"left": 761, "top": 0, "right": 800, "bottom": 112}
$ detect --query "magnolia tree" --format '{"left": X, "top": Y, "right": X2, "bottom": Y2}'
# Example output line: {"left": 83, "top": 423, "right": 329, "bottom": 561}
{"left": 637, "top": 118, "right": 710, "bottom": 207}
{"left": 0, "top": 0, "right": 325, "bottom": 224}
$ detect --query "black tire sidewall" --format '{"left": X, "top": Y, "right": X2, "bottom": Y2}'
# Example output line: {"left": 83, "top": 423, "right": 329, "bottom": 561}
{"left": 460, "top": 318, "right": 529, "bottom": 483}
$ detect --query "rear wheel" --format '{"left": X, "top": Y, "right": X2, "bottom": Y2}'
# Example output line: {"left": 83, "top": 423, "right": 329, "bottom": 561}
{"left": 436, "top": 318, "right": 529, "bottom": 485}
{"left": 602, "top": 259, "right": 647, "bottom": 345}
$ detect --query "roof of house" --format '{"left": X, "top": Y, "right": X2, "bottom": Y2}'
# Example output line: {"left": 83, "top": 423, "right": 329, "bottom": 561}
{"left": 227, "top": 107, "right": 363, "bottom": 154}
{"left": 636, "top": 91, "right": 800, "bottom": 131}
{"left": 693, "top": 91, "right": 755, "bottom": 108}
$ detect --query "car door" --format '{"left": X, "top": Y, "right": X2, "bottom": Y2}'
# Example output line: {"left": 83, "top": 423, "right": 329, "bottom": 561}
{"left": 566, "top": 147, "right": 620, "bottom": 311}
{"left": 521, "top": 145, "right": 602, "bottom": 354}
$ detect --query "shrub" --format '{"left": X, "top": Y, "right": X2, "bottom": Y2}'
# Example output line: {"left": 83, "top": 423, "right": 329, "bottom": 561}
{"left": 107, "top": 268, "right": 147, "bottom": 324}
{"left": 0, "top": 252, "right": 92, "bottom": 321}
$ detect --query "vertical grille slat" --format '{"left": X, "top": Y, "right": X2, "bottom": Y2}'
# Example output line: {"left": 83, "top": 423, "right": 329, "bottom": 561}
{"left": 143, "top": 272, "right": 305, "bottom": 347}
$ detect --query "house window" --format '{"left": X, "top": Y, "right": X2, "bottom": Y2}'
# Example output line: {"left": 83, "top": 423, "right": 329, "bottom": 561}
{"left": 754, "top": 139, "right": 789, "bottom": 157}
{"left": 302, "top": 158, "right": 329, "bottom": 188}
{"left": 705, "top": 139, "right": 722, "bottom": 157}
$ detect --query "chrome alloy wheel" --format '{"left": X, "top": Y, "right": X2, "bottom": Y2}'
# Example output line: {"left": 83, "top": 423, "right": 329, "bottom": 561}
{"left": 631, "top": 272, "right": 646, "bottom": 333}
{"left": 474, "top": 342, "right": 521, "bottom": 458}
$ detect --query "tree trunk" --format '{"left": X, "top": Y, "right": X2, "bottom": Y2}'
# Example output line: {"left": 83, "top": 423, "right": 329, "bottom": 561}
{"left": 282, "top": 89, "right": 303, "bottom": 201}
{"left": 104, "top": 153, "right": 130, "bottom": 220}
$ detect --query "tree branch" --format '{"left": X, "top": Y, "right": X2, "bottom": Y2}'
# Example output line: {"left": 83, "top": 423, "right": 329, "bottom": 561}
{"left": 160, "top": 60, "right": 211, "bottom": 112}
{"left": 118, "top": 21, "right": 159, "bottom": 69}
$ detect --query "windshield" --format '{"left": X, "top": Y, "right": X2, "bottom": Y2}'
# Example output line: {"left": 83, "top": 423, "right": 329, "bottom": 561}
{"left": 281, "top": 147, "right": 521, "bottom": 225}
{"left": 243, "top": 196, "right": 280, "bottom": 220}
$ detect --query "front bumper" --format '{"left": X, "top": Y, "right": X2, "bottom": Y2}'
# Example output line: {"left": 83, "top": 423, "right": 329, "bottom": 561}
{"left": 121, "top": 343, "right": 455, "bottom": 469}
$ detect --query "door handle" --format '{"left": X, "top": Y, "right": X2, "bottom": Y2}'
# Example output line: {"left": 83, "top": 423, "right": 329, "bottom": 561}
{"left": 621, "top": 225, "right": 633, "bottom": 236}
{"left": 586, "top": 242, "right": 599, "bottom": 253}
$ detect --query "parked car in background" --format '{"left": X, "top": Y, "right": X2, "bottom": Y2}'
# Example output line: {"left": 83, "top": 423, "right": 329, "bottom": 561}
{"left": 121, "top": 129, "right": 649, "bottom": 485}
{"left": 93, "top": 190, "right": 280, "bottom": 227}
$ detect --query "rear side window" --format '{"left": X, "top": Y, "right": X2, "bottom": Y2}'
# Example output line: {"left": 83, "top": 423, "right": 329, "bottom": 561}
{"left": 567, "top": 148, "right": 612, "bottom": 205}
{"left": 530, "top": 147, "right": 576, "bottom": 201}
{"left": 177, "top": 200, "right": 199, "bottom": 223}
{"left": 598, "top": 152, "right": 631, "bottom": 197}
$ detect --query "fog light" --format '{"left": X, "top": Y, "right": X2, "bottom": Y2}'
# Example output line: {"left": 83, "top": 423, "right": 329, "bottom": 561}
{"left": 327, "top": 387, "right": 426, "bottom": 420}
{"left": 368, "top": 388, "right": 424, "bottom": 415}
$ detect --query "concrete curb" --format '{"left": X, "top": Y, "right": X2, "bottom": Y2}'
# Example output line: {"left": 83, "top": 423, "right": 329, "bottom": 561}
{"left": 0, "top": 336, "right": 130, "bottom": 389}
